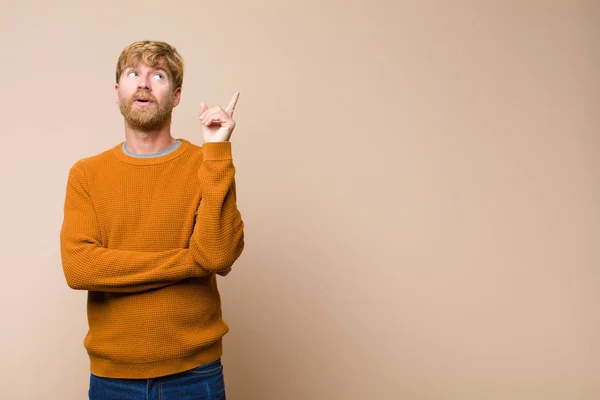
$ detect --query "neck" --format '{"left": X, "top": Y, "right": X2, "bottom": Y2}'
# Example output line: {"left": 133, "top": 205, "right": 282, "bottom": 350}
{"left": 123, "top": 123, "right": 176, "bottom": 155}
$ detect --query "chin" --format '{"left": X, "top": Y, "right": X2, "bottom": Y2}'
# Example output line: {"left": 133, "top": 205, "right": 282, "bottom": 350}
{"left": 120, "top": 101, "right": 173, "bottom": 131}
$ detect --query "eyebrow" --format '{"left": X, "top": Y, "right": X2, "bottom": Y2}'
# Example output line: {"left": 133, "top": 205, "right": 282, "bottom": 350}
{"left": 125, "top": 66, "right": 169, "bottom": 75}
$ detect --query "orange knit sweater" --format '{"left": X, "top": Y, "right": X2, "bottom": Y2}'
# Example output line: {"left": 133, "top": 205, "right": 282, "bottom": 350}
{"left": 59, "top": 138, "right": 244, "bottom": 379}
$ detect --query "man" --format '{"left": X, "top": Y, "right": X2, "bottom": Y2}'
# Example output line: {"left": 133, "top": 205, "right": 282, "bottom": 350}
{"left": 60, "top": 40, "right": 244, "bottom": 399}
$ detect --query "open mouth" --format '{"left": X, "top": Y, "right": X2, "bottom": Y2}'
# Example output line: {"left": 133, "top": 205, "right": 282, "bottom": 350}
{"left": 134, "top": 98, "right": 153, "bottom": 105}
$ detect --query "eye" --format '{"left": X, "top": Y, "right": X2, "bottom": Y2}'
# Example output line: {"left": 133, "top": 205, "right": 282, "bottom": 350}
{"left": 128, "top": 71, "right": 138, "bottom": 78}
{"left": 153, "top": 74, "right": 164, "bottom": 80}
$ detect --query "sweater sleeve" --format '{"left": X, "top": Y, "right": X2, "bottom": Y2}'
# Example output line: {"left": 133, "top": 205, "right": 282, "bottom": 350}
{"left": 60, "top": 163, "right": 210, "bottom": 293}
{"left": 189, "top": 142, "right": 245, "bottom": 272}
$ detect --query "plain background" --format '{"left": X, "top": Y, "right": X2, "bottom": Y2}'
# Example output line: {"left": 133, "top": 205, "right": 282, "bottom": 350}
{"left": 1, "top": 1, "right": 598, "bottom": 399}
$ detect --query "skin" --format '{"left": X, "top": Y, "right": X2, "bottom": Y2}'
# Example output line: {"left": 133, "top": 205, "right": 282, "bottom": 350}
{"left": 115, "top": 62, "right": 240, "bottom": 153}
{"left": 115, "top": 61, "right": 240, "bottom": 276}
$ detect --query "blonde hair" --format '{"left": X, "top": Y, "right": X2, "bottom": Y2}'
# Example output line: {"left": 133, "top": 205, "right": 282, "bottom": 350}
{"left": 116, "top": 40, "right": 184, "bottom": 89}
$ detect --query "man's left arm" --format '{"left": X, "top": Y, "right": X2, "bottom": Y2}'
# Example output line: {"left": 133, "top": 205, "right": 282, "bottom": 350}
{"left": 190, "top": 92, "right": 245, "bottom": 275}
{"left": 189, "top": 143, "right": 244, "bottom": 273}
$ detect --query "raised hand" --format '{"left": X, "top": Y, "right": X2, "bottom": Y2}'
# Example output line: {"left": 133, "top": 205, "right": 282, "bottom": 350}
{"left": 199, "top": 92, "right": 240, "bottom": 143}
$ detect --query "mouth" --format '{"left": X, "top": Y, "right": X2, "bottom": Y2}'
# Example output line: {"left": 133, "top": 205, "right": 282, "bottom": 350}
{"left": 134, "top": 97, "right": 154, "bottom": 105}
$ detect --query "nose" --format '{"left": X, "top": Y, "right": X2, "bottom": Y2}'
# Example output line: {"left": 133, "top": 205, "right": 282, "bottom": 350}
{"left": 137, "top": 74, "right": 151, "bottom": 90}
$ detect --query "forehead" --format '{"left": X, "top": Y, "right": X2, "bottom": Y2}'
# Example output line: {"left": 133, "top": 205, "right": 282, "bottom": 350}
{"left": 125, "top": 61, "right": 167, "bottom": 72}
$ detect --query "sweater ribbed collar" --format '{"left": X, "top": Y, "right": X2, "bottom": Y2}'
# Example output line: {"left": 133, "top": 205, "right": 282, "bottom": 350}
{"left": 111, "top": 138, "right": 193, "bottom": 165}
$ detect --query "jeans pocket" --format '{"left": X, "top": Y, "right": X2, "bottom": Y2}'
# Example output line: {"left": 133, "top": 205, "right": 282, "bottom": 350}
{"left": 162, "top": 359, "right": 226, "bottom": 399}
{"left": 187, "top": 359, "right": 223, "bottom": 377}
{"left": 89, "top": 374, "right": 145, "bottom": 400}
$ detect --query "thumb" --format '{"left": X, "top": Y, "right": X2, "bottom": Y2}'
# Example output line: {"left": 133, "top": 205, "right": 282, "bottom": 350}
{"left": 199, "top": 103, "right": 208, "bottom": 114}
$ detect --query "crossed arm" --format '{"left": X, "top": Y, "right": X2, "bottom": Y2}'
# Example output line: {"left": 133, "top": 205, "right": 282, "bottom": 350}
{"left": 60, "top": 143, "right": 244, "bottom": 293}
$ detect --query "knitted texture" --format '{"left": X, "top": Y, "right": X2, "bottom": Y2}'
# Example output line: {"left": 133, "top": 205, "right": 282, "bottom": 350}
{"left": 60, "top": 139, "right": 244, "bottom": 379}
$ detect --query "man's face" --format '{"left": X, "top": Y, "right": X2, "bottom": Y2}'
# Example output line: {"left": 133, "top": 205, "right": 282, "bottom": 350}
{"left": 115, "top": 62, "right": 181, "bottom": 132}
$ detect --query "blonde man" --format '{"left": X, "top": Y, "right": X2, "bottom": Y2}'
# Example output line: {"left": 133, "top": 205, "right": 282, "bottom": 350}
{"left": 60, "top": 40, "right": 244, "bottom": 400}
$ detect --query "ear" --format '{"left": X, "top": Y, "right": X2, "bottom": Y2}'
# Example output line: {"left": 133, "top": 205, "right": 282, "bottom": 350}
{"left": 172, "top": 87, "right": 182, "bottom": 108}
{"left": 114, "top": 83, "right": 119, "bottom": 104}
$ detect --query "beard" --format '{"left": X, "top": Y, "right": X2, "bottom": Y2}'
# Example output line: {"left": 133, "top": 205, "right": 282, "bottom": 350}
{"left": 118, "top": 89, "right": 175, "bottom": 132}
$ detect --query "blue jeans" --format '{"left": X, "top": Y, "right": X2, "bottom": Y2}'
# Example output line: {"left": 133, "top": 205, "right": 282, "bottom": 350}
{"left": 89, "top": 358, "right": 226, "bottom": 400}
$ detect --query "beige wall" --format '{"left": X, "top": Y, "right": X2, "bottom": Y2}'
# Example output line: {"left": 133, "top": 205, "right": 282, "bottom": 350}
{"left": 1, "top": 1, "right": 598, "bottom": 399}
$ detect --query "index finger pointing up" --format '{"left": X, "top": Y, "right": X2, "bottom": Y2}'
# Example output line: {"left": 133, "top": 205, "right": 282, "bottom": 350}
{"left": 225, "top": 92, "right": 240, "bottom": 116}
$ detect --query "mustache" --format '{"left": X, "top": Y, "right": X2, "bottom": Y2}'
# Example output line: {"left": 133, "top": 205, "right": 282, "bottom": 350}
{"left": 129, "top": 90, "right": 158, "bottom": 103}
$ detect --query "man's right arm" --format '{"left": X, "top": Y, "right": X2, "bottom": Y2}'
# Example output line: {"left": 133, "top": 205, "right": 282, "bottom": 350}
{"left": 59, "top": 164, "right": 211, "bottom": 293}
